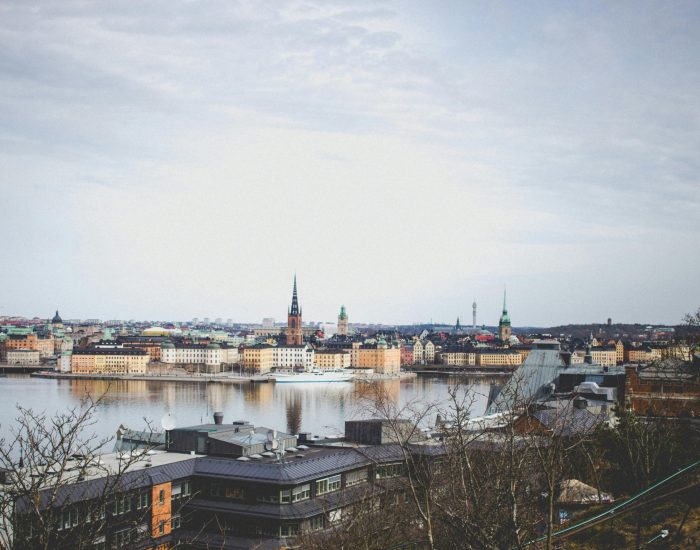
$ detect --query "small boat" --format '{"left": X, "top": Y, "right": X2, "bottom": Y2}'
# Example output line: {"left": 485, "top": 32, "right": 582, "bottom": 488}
{"left": 269, "top": 369, "right": 354, "bottom": 383}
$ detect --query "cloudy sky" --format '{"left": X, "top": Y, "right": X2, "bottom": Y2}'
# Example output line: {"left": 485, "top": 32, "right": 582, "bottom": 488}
{"left": 1, "top": 0, "right": 699, "bottom": 326}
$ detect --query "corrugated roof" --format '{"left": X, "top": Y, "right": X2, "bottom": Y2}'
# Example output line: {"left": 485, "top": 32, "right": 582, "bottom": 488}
{"left": 486, "top": 349, "right": 565, "bottom": 414}
{"left": 194, "top": 448, "right": 369, "bottom": 484}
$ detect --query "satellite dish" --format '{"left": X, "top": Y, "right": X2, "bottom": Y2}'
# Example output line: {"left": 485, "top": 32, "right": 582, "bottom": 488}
{"left": 161, "top": 412, "right": 177, "bottom": 431}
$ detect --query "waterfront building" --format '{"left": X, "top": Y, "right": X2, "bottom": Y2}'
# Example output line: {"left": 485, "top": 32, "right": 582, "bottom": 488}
{"left": 6, "top": 349, "right": 40, "bottom": 366}
{"left": 70, "top": 348, "right": 149, "bottom": 375}
{"left": 357, "top": 340, "right": 401, "bottom": 374}
{"left": 242, "top": 344, "right": 275, "bottom": 374}
{"left": 498, "top": 290, "right": 512, "bottom": 342}
{"left": 272, "top": 344, "right": 314, "bottom": 370}
{"left": 400, "top": 343, "right": 414, "bottom": 366}
{"left": 412, "top": 339, "right": 435, "bottom": 365}
{"left": 160, "top": 342, "right": 239, "bottom": 369}
{"left": 412, "top": 339, "right": 424, "bottom": 364}
{"left": 286, "top": 276, "right": 303, "bottom": 346}
{"left": 35, "top": 337, "right": 55, "bottom": 358}
{"left": 475, "top": 349, "right": 522, "bottom": 367}
{"left": 337, "top": 305, "right": 349, "bottom": 336}
{"left": 440, "top": 347, "right": 476, "bottom": 367}
{"left": 314, "top": 349, "right": 351, "bottom": 370}
{"left": 5, "top": 332, "right": 38, "bottom": 351}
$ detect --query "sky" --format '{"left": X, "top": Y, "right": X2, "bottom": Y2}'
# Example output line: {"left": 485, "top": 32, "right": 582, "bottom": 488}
{"left": 1, "top": 0, "right": 699, "bottom": 326}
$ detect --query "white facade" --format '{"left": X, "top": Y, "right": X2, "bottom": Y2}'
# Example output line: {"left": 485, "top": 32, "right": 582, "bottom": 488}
{"left": 161, "top": 345, "right": 239, "bottom": 366}
{"left": 272, "top": 345, "right": 314, "bottom": 370}
{"left": 7, "top": 349, "right": 41, "bottom": 366}
{"left": 59, "top": 352, "right": 72, "bottom": 373}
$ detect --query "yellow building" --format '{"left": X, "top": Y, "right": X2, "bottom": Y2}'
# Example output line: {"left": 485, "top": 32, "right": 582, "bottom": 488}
{"left": 71, "top": 348, "right": 149, "bottom": 374}
{"left": 440, "top": 349, "right": 476, "bottom": 366}
{"left": 591, "top": 346, "right": 617, "bottom": 367}
{"left": 475, "top": 350, "right": 522, "bottom": 367}
{"left": 242, "top": 345, "right": 274, "bottom": 374}
{"left": 615, "top": 340, "right": 624, "bottom": 364}
{"left": 36, "top": 337, "right": 55, "bottom": 358}
{"left": 356, "top": 341, "right": 400, "bottom": 375}
{"left": 314, "top": 350, "right": 351, "bottom": 370}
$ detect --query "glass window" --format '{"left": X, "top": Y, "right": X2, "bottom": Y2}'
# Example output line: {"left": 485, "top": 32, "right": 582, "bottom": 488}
{"left": 137, "top": 493, "right": 149, "bottom": 509}
{"left": 171, "top": 515, "right": 181, "bottom": 530}
{"left": 316, "top": 474, "right": 341, "bottom": 495}
{"left": 158, "top": 520, "right": 165, "bottom": 534}
{"left": 346, "top": 468, "right": 368, "bottom": 487}
{"left": 159, "top": 489, "right": 165, "bottom": 504}
{"left": 376, "top": 463, "right": 403, "bottom": 479}
{"left": 291, "top": 484, "right": 310, "bottom": 503}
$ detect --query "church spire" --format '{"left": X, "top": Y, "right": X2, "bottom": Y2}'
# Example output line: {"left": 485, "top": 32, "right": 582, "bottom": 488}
{"left": 289, "top": 274, "right": 300, "bottom": 316}
{"left": 502, "top": 286, "right": 507, "bottom": 314}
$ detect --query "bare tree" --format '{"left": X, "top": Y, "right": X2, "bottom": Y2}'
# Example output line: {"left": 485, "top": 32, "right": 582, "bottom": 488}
{"left": 0, "top": 394, "right": 174, "bottom": 550}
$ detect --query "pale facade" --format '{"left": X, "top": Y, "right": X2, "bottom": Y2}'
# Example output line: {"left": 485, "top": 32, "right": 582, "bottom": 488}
{"left": 314, "top": 350, "right": 351, "bottom": 370}
{"left": 412, "top": 340, "right": 424, "bottom": 365}
{"left": 272, "top": 345, "right": 314, "bottom": 370}
{"left": 36, "top": 337, "right": 55, "bottom": 358}
{"left": 7, "top": 349, "right": 41, "bottom": 366}
{"left": 440, "top": 350, "right": 476, "bottom": 366}
{"left": 590, "top": 348, "right": 616, "bottom": 367}
{"left": 161, "top": 344, "right": 239, "bottom": 366}
{"left": 70, "top": 349, "right": 148, "bottom": 374}
{"left": 357, "top": 345, "right": 401, "bottom": 375}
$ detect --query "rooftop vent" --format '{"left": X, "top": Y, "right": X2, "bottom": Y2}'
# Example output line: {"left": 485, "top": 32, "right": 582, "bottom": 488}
{"left": 213, "top": 412, "right": 224, "bottom": 425}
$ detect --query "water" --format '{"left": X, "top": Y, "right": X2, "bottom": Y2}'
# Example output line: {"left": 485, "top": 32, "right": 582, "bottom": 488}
{"left": 0, "top": 374, "right": 496, "bottom": 447}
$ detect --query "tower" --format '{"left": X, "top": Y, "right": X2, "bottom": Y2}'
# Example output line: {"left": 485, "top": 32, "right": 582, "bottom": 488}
{"left": 472, "top": 301, "right": 477, "bottom": 329}
{"left": 338, "top": 305, "right": 349, "bottom": 336}
{"left": 498, "top": 289, "right": 512, "bottom": 342}
{"left": 286, "top": 275, "right": 303, "bottom": 345}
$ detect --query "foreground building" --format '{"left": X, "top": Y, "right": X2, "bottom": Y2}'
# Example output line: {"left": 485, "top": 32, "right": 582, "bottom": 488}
{"left": 11, "top": 416, "right": 429, "bottom": 550}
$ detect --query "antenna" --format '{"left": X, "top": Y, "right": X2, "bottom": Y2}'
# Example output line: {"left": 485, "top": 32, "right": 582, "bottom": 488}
{"left": 161, "top": 412, "right": 177, "bottom": 431}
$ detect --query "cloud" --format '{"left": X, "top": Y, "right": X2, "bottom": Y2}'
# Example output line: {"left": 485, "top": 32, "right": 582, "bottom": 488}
{"left": 1, "top": 0, "right": 699, "bottom": 324}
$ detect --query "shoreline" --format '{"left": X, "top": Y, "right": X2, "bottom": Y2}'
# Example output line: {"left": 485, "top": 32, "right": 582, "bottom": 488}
{"left": 28, "top": 370, "right": 419, "bottom": 384}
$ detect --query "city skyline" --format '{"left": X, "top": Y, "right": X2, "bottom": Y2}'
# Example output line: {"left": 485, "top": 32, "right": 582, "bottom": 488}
{"left": 1, "top": 1, "right": 699, "bottom": 325}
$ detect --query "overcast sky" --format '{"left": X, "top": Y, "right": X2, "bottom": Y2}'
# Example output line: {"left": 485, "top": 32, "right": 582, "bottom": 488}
{"left": 1, "top": 1, "right": 699, "bottom": 326}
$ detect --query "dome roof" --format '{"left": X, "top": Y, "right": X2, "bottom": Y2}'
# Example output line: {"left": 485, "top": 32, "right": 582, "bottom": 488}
{"left": 161, "top": 342, "right": 175, "bottom": 349}
{"left": 499, "top": 310, "right": 511, "bottom": 326}
{"left": 206, "top": 342, "right": 221, "bottom": 349}
{"left": 52, "top": 310, "right": 62, "bottom": 323}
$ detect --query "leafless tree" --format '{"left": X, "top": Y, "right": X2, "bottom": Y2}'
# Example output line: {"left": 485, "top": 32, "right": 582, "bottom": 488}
{"left": 0, "top": 393, "right": 193, "bottom": 550}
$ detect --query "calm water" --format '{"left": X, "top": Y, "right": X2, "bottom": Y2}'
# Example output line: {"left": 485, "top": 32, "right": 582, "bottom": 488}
{"left": 0, "top": 375, "right": 495, "bottom": 447}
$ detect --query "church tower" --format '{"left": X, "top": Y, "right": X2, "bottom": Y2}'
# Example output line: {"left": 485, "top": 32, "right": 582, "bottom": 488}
{"left": 337, "top": 305, "right": 349, "bottom": 336}
{"left": 498, "top": 288, "right": 512, "bottom": 343}
{"left": 286, "top": 275, "right": 303, "bottom": 345}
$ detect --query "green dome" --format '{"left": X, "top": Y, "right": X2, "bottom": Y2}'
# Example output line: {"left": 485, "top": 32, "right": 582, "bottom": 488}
{"left": 206, "top": 343, "right": 221, "bottom": 349}
{"left": 161, "top": 342, "right": 175, "bottom": 349}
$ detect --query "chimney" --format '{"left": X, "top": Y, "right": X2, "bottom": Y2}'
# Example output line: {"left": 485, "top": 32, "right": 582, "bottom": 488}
{"left": 213, "top": 412, "right": 224, "bottom": 425}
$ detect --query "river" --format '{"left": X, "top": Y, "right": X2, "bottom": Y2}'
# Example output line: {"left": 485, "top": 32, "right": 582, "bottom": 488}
{"left": 0, "top": 374, "right": 498, "bottom": 448}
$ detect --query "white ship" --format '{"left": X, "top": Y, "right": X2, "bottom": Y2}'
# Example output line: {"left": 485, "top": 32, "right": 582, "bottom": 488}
{"left": 269, "top": 369, "right": 354, "bottom": 383}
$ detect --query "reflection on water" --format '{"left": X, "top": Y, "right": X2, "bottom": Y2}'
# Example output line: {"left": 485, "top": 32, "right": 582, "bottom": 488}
{"left": 0, "top": 375, "right": 497, "bottom": 445}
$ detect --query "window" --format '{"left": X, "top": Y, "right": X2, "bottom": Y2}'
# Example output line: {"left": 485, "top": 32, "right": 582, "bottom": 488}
{"left": 316, "top": 474, "right": 341, "bottom": 495}
{"left": 137, "top": 492, "right": 149, "bottom": 509}
{"left": 291, "top": 484, "right": 310, "bottom": 503}
{"left": 306, "top": 515, "right": 324, "bottom": 531}
{"left": 280, "top": 524, "right": 298, "bottom": 537}
{"left": 376, "top": 463, "right": 403, "bottom": 479}
{"left": 171, "top": 515, "right": 181, "bottom": 530}
{"left": 345, "top": 468, "right": 368, "bottom": 487}
{"left": 158, "top": 520, "right": 165, "bottom": 534}
{"left": 158, "top": 489, "right": 165, "bottom": 504}
{"left": 58, "top": 507, "right": 78, "bottom": 530}
{"left": 115, "top": 496, "right": 132, "bottom": 515}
